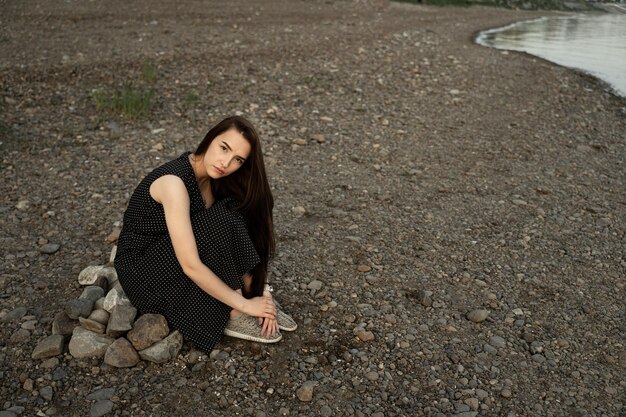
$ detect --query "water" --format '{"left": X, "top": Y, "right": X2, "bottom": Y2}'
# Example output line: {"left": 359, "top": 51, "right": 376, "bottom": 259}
{"left": 476, "top": 14, "right": 626, "bottom": 98}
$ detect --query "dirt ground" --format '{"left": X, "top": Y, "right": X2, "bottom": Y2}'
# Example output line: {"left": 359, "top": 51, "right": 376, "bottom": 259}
{"left": 1, "top": 1, "right": 624, "bottom": 416}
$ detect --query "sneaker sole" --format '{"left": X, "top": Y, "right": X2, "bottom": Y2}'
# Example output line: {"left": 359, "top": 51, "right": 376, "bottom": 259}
{"left": 223, "top": 328, "right": 283, "bottom": 344}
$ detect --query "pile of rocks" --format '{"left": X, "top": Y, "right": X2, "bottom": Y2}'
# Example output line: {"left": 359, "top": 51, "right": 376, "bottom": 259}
{"left": 31, "top": 265, "right": 182, "bottom": 367}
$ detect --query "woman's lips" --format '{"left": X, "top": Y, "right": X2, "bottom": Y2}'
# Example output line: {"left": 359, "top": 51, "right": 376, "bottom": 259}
{"left": 214, "top": 166, "right": 224, "bottom": 175}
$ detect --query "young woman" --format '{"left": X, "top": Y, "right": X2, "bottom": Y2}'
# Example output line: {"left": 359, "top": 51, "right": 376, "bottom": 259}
{"left": 114, "top": 116, "right": 296, "bottom": 353}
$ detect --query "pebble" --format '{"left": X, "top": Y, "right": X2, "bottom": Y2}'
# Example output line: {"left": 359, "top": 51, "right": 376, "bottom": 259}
{"left": 90, "top": 400, "right": 114, "bottom": 417}
{"left": 39, "top": 386, "right": 53, "bottom": 401}
{"left": 79, "top": 286, "right": 105, "bottom": 303}
{"left": 39, "top": 243, "right": 60, "bottom": 254}
{"left": 365, "top": 371, "right": 379, "bottom": 381}
{"left": 86, "top": 387, "right": 116, "bottom": 401}
{"left": 307, "top": 280, "right": 323, "bottom": 291}
{"left": 52, "top": 312, "right": 78, "bottom": 336}
{"left": 357, "top": 265, "right": 371, "bottom": 273}
{"left": 102, "top": 288, "right": 131, "bottom": 312}
{"left": 355, "top": 330, "right": 375, "bottom": 342}
{"left": 489, "top": 336, "right": 506, "bottom": 349}
{"left": 466, "top": 309, "right": 489, "bottom": 323}
{"left": 2, "top": 306, "right": 28, "bottom": 322}
{"left": 78, "top": 266, "right": 105, "bottom": 286}
{"left": 10, "top": 328, "right": 31, "bottom": 343}
{"left": 296, "top": 381, "right": 316, "bottom": 402}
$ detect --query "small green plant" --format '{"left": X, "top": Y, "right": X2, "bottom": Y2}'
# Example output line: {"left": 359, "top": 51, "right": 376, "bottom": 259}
{"left": 93, "top": 84, "right": 154, "bottom": 119}
{"left": 141, "top": 61, "right": 158, "bottom": 83}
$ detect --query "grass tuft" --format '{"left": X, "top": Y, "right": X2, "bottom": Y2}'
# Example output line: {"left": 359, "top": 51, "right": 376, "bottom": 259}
{"left": 92, "top": 84, "right": 154, "bottom": 119}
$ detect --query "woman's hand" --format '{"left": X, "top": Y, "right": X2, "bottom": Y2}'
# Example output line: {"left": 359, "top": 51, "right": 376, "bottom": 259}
{"left": 258, "top": 292, "right": 278, "bottom": 336}
{"left": 259, "top": 317, "right": 279, "bottom": 337}
{"left": 243, "top": 296, "right": 276, "bottom": 319}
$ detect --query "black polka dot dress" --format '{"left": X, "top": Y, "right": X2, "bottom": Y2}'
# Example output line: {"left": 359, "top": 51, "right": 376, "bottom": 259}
{"left": 114, "top": 152, "right": 260, "bottom": 352}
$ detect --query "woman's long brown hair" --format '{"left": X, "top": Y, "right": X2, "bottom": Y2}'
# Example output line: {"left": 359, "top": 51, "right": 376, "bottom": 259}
{"left": 194, "top": 116, "right": 275, "bottom": 298}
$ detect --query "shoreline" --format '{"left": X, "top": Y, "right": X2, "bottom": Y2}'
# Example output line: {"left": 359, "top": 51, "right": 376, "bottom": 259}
{"left": 1, "top": 1, "right": 624, "bottom": 416}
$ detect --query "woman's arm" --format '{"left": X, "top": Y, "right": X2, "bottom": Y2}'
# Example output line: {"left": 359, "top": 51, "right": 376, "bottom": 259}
{"left": 149, "top": 175, "right": 275, "bottom": 319}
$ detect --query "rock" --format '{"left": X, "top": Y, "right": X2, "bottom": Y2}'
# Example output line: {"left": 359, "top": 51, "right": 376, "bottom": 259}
{"left": 138, "top": 330, "right": 182, "bottom": 363}
{"left": 466, "top": 309, "right": 490, "bottom": 323}
{"left": 88, "top": 309, "right": 110, "bottom": 325}
{"left": 104, "top": 338, "right": 140, "bottom": 368}
{"left": 68, "top": 327, "right": 115, "bottom": 358}
{"left": 52, "top": 312, "right": 79, "bottom": 336}
{"left": 307, "top": 280, "right": 323, "bottom": 291}
{"left": 39, "top": 385, "right": 53, "bottom": 401}
{"left": 40, "top": 357, "right": 59, "bottom": 369}
{"left": 79, "top": 317, "right": 106, "bottom": 334}
{"left": 296, "top": 380, "right": 316, "bottom": 402}
{"left": 32, "top": 334, "right": 65, "bottom": 359}
{"left": 21, "top": 319, "right": 37, "bottom": 330}
{"left": 356, "top": 330, "right": 375, "bottom": 342}
{"left": 102, "top": 288, "right": 131, "bottom": 313}
{"left": 94, "top": 297, "right": 106, "bottom": 310}
{"left": 127, "top": 313, "right": 168, "bottom": 350}
{"left": 312, "top": 134, "right": 326, "bottom": 143}
{"left": 489, "top": 335, "right": 506, "bottom": 349}
{"left": 292, "top": 206, "right": 306, "bottom": 216}
{"left": 90, "top": 400, "right": 114, "bottom": 417}
{"left": 0, "top": 411, "right": 18, "bottom": 417}
{"left": 320, "top": 405, "right": 332, "bottom": 417}
{"left": 97, "top": 267, "right": 118, "bottom": 287}
{"left": 106, "top": 305, "right": 137, "bottom": 337}
{"left": 10, "top": 328, "right": 30, "bottom": 343}
{"left": 80, "top": 286, "right": 105, "bottom": 303}
{"left": 39, "top": 243, "right": 60, "bottom": 254}
{"left": 365, "top": 371, "right": 379, "bottom": 381}
{"left": 78, "top": 266, "right": 105, "bottom": 285}
{"left": 64, "top": 299, "right": 94, "bottom": 319}
{"left": 292, "top": 138, "right": 306, "bottom": 146}
{"left": 86, "top": 387, "right": 116, "bottom": 400}
{"left": 357, "top": 265, "right": 372, "bottom": 273}
{"left": 2, "top": 306, "right": 28, "bottom": 322}
{"left": 92, "top": 276, "right": 109, "bottom": 293}
{"left": 501, "top": 388, "right": 512, "bottom": 398}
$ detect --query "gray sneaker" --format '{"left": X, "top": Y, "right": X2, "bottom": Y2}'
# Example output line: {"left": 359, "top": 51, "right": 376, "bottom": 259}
{"left": 274, "top": 300, "right": 298, "bottom": 332}
{"left": 224, "top": 313, "right": 282, "bottom": 343}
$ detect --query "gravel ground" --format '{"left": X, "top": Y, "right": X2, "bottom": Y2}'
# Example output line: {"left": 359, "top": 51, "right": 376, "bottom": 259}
{"left": 1, "top": 1, "right": 624, "bottom": 416}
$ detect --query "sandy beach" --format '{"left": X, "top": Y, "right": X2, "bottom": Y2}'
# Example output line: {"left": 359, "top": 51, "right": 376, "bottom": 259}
{"left": 1, "top": 1, "right": 624, "bottom": 416}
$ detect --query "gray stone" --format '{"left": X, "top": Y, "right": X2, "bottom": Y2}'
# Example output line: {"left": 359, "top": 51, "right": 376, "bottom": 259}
{"left": 489, "top": 335, "right": 506, "bottom": 349}
{"left": 86, "top": 387, "right": 116, "bottom": 401}
{"left": 32, "top": 334, "right": 65, "bottom": 359}
{"left": 104, "top": 338, "right": 140, "bottom": 368}
{"left": 138, "top": 330, "right": 182, "bottom": 363}
{"left": 106, "top": 305, "right": 137, "bottom": 337}
{"left": 79, "top": 286, "right": 105, "bottom": 303}
{"left": 98, "top": 267, "right": 118, "bottom": 287}
{"left": 52, "top": 312, "right": 78, "bottom": 336}
{"left": 0, "top": 411, "right": 18, "bottom": 417}
{"left": 319, "top": 405, "right": 332, "bottom": 417}
{"left": 94, "top": 297, "right": 105, "bottom": 310}
{"left": 10, "top": 328, "right": 30, "bottom": 343}
{"left": 88, "top": 309, "right": 110, "bottom": 325}
{"left": 78, "top": 266, "right": 105, "bottom": 285}
{"left": 68, "top": 327, "right": 115, "bottom": 358}
{"left": 296, "top": 380, "right": 316, "bottom": 402}
{"left": 40, "top": 386, "right": 53, "bottom": 401}
{"left": 531, "top": 354, "right": 546, "bottom": 363}
{"left": 64, "top": 299, "right": 94, "bottom": 320}
{"left": 39, "top": 243, "right": 60, "bottom": 254}
{"left": 127, "top": 313, "right": 169, "bottom": 350}
{"left": 79, "top": 317, "right": 106, "bottom": 334}
{"left": 466, "top": 309, "right": 490, "bottom": 323}
{"left": 307, "top": 280, "right": 323, "bottom": 290}
{"left": 92, "top": 276, "right": 109, "bottom": 293}
{"left": 2, "top": 306, "right": 28, "bottom": 322}
{"left": 102, "top": 288, "right": 131, "bottom": 313}
{"left": 90, "top": 400, "right": 114, "bottom": 417}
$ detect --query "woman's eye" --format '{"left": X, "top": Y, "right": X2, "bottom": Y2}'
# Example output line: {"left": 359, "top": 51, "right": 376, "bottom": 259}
{"left": 236, "top": 159, "right": 244, "bottom": 165}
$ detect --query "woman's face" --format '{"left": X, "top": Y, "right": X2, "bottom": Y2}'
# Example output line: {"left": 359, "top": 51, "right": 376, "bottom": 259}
{"left": 202, "top": 128, "right": 252, "bottom": 179}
